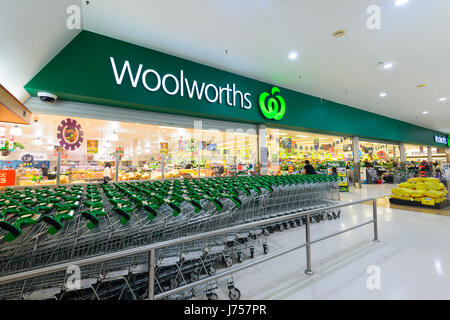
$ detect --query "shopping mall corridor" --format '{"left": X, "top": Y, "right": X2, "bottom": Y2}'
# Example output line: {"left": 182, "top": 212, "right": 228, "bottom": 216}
{"left": 214, "top": 184, "right": 450, "bottom": 300}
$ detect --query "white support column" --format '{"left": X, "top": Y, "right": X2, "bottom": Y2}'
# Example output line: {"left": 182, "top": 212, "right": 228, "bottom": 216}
{"left": 399, "top": 143, "right": 406, "bottom": 171}
{"left": 257, "top": 124, "right": 268, "bottom": 175}
{"left": 352, "top": 136, "right": 361, "bottom": 189}
{"left": 427, "top": 145, "right": 433, "bottom": 173}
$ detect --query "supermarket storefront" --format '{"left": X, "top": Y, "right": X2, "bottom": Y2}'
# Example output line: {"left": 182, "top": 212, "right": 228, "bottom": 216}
{"left": 1, "top": 30, "right": 448, "bottom": 187}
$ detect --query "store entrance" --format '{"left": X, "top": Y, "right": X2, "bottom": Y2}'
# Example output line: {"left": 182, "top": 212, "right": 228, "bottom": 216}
{"left": 358, "top": 140, "right": 400, "bottom": 184}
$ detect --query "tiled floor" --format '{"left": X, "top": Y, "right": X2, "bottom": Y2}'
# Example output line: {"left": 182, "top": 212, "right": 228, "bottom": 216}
{"left": 224, "top": 184, "right": 450, "bottom": 300}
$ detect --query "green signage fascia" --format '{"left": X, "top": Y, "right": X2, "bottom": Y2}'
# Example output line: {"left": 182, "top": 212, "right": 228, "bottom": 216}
{"left": 24, "top": 30, "right": 448, "bottom": 148}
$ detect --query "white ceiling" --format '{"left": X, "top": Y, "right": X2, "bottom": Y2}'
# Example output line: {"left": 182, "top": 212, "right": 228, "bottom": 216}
{"left": 1, "top": 0, "right": 449, "bottom": 133}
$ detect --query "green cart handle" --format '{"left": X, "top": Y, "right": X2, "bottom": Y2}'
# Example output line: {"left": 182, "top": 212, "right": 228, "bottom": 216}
{"left": 83, "top": 201, "right": 104, "bottom": 210}
{"left": 41, "top": 206, "right": 76, "bottom": 235}
{"left": 81, "top": 209, "right": 106, "bottom": 229}
{"left": 114, "top": 206, "right": 133, "bottom": 224}
{"left": 0, "top": 210, "right": 40, "bottom": 242}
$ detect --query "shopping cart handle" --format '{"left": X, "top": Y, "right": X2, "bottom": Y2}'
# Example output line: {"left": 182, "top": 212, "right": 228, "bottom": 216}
{"left": 81, "top": 210, "right": 102, "bottom": 229}
{"left": 0, "top": 220, "right": 22, "bottom": 241}
{"left": 114, "top": 207, "right": 132, "bottom": 225}
{"left": 142, "top": 205, "right": 158, "bottom": 221}
{"left": 41, "top": 215, "right": 63, "bottom": 235}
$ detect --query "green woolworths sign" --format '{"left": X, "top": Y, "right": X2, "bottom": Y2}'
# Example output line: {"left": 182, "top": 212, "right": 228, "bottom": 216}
{"left": 259, "top": 87, "right": 286, "bottom": 120}
{"left": 24, "top": 30, "right": 448, "bottom": 148}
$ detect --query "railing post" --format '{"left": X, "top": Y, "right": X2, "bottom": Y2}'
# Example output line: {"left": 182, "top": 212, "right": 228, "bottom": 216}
{"left": 148, "top": 249, "right": 155, "bottom": 300}
{"left": 372, "top": 199, "right": 379, "bottom": 242}
{"left": 304, "top": 213, "right": 313, "bottom": 275}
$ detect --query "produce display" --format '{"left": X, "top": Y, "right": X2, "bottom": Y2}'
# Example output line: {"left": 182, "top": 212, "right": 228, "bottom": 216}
{"left": 390, "top": 177, "right": 448, "bottom": 204}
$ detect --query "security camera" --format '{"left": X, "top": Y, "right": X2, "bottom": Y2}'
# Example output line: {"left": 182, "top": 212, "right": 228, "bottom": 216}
{"left": 37, "top": 92, "right": 57, "bottom": 103}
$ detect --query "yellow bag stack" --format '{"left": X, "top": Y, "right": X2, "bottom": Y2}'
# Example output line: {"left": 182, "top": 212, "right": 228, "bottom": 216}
{"left": 390, "top": 177, "right": 448, "bottom": 205}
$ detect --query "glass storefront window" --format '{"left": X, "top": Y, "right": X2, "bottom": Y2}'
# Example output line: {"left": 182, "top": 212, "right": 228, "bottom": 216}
{"left": 0, "top": 114, "right": 259, "bottom": 188}
{"left": 266, "top": 128, "right": 353, "bottom": 175}
{"left": 358, "top": 141, "right": 400, "bottom": 164}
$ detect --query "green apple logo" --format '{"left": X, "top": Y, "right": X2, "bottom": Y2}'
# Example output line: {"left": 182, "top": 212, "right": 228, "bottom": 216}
{"left": 259, "top": 87, "right": 286, "bottom": 120}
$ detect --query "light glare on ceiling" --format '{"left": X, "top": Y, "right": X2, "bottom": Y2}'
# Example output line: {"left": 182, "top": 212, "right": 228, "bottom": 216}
{"left": 423, "top": 111, "right": 429, "bottom": 114}
{"left": 395, "top": 0, "right": 409, "bottom": 6}
{"left": 288, "top": 52, "right": 298, "bottom": 60}
{"left": 379, "top": 92, "right": 387, "bottom": 97}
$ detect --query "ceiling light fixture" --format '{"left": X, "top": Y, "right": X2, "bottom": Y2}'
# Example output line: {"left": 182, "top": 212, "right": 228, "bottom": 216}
{"left": 379, "top": 92, "right": 387, "bottom": 97}
{"left": 288, "top": 52, "right": 298, "bottom": 60}
{"left": 423, "top": 111, "right": 429, "bottom": 114}
{"left": 10, "top": 125, "right": 22, "bottom": 136}
{"left": 34, "top": 137, "right": 43, "bottom": 145}
{"left": 439, "top": 97, "right": 447, "bottom": 102}
{"left": 111, "top": 131, "right": 118, "bottom": 141}
{"left": 383, "top": 63, "right": 393, "bottom": 69}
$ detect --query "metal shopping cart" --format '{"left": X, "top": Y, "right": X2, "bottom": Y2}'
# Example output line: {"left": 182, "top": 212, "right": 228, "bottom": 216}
{"left": 0, "top": 174, "right": 340, "bottom": 300}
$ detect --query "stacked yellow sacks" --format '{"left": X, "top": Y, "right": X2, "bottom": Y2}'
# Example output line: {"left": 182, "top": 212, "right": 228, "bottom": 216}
{"left": 391, "top": 177, "right": 448, "bottom": 203}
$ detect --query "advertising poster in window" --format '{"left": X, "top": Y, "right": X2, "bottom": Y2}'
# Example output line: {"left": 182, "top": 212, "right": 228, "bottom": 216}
{"left": 87, "top": 139, "right": 98, "bottom": 154}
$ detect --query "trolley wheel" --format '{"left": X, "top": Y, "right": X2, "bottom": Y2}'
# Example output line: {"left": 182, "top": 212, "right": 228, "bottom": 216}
{"left": 309, "top": 217, "right": 314, "bottom": 224}
{"left": 208, "top": 265, "right": 216, "bottom": 276}
{"left": 190, "top": 272, "right": 199, "bottom": 282}
{"left": 237, "top": 253, "right": 244, "bottom": 263}
{"left": 263, "top": 228, "right": 270, "bottom": 236}
{"left": 223, "top": 256, "right": 233, "bottom": 267}
{"left": 207, "top": 292, "right": 218, "bottom": 300}
{"left": 327, "top": 213, "right": 333, "bottom": 220}
{"left": 250, "top": 248, "right": 255, "bottom": 259}
{"left": 291, "top": 220, "right": 297, "bottom": 228}
{"left": 284, "top": 222, "right": 291, "bottom": 230}
{"left": 297, "top": 219, "right": 303, "bottom": 226}
{"left": 332, "top": 212, "right": 337, "bottom": 219}
{"left": 278, "top": 224, "right": 284, "bottom": 232}
{"left": 337, "top": 210, "right": 341, "bottom": 218}
{"left": 229, "top": 288, "right": 241, "bottom": 300}
{"left": 263, "top": 244, "right": 269, "bottom": 254}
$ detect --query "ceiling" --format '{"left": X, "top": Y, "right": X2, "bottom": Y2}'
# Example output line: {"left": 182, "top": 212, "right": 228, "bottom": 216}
{"left": 1, "top": 0, "right": 449, "bottom": 133}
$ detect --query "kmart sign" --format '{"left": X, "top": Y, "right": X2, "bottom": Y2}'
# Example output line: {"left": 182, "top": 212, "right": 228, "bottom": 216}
{"left": 110, "top": 57, "right": 252, "bottom": 109}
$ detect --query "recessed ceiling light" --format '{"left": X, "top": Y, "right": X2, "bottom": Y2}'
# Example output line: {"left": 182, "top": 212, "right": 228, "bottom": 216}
{"left": 379, "top": 92, "right": 387, "bottom": 97}
{"left": 395, "top": 0, "right": 409, "bottom": 6}
{"left": 288, "top": 52, "right": 298, "bottom": 60}
{"left": 439, "top": 97, "right": 447, "bottom": 102}
{"left": 423, "top": 111, "right": 429, "bottom": 114}
{"left": 383, "top": 63, "right": 393, "bottom": 69}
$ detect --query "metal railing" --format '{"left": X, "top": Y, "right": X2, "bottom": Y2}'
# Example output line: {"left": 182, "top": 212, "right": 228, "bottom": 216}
{"left": 0, "top": 196, "right": 384, "bottom": 300}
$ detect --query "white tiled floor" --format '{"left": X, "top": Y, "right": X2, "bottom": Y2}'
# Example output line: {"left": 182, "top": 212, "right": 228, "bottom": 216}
{"left": 225, "top": 184, "right": 450, "bottom": 300}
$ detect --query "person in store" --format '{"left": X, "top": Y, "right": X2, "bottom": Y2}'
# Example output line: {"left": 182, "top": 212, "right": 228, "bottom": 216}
{"left": 302, "top": 160, "right": 316, "bottom": 175}
{"left": 185, "top": 161, "right": 194, "bottom": 169}
{"left": 41, "top": 163, "right": 49, "bottom": 180}
{"left": 103, "top": 162, "right": 112, "bottom": 183}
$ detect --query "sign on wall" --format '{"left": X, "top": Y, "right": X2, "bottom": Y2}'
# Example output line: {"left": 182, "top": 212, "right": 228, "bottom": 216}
{"left": 0, "top": 170, "right": 15, "bottom": 187}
